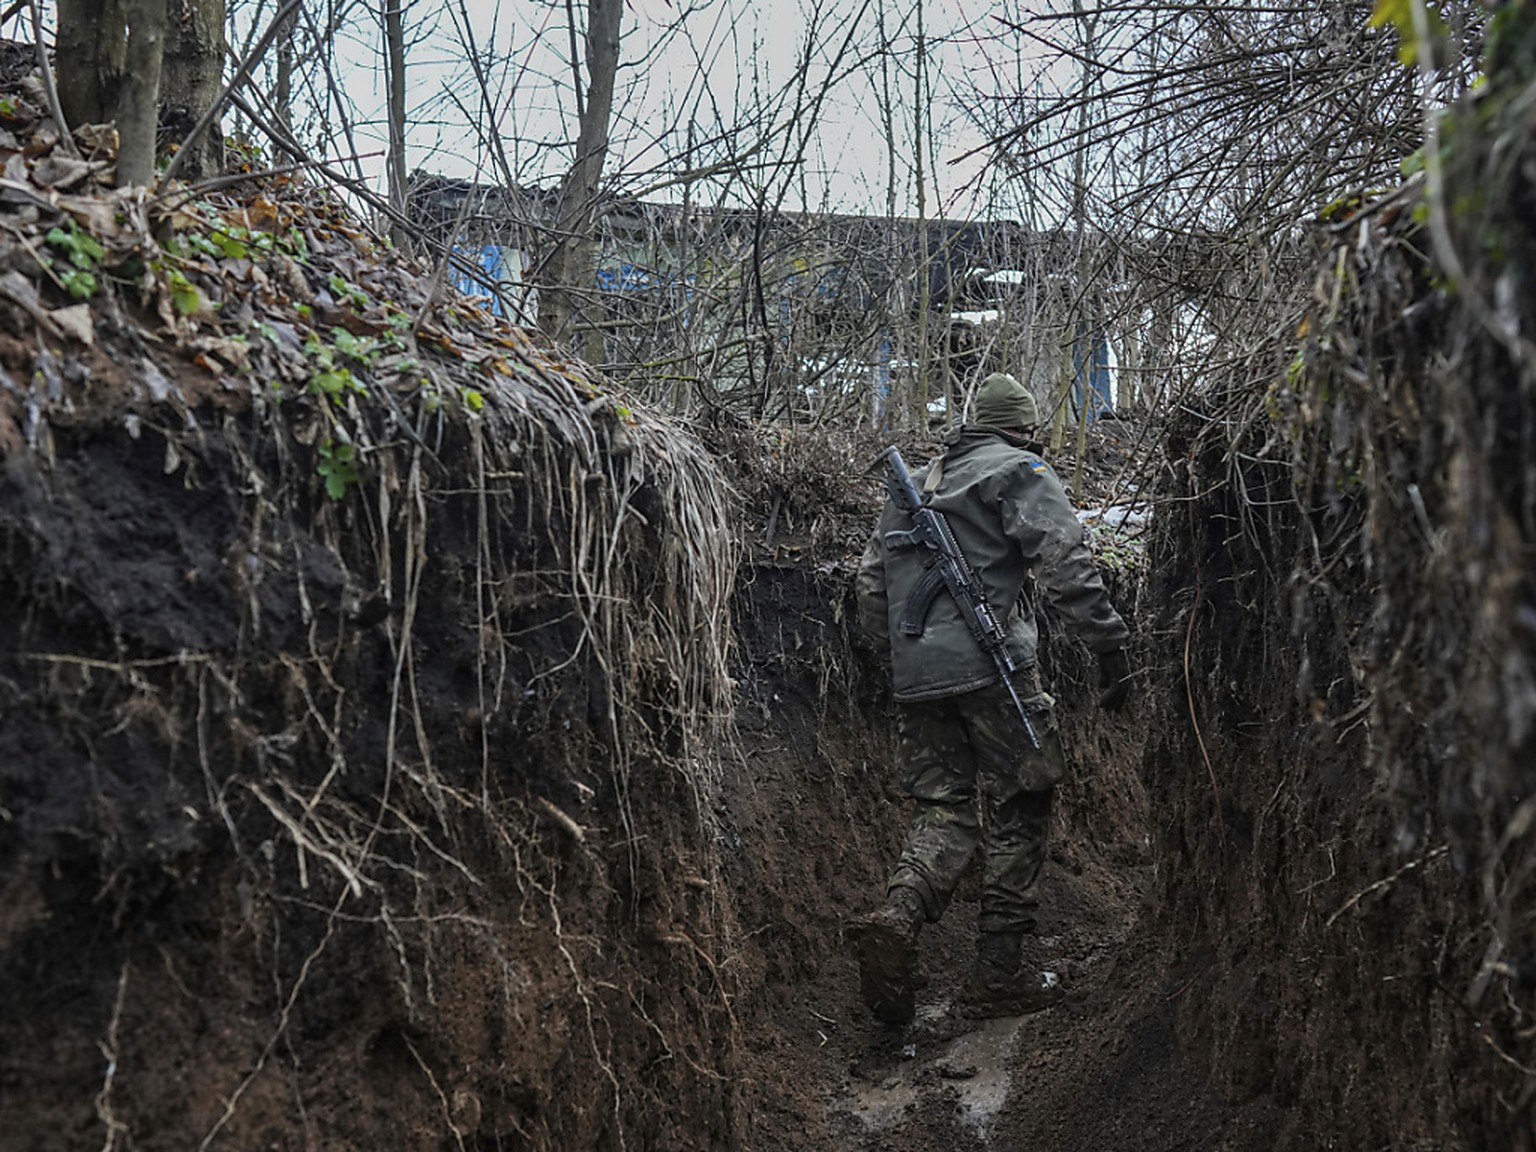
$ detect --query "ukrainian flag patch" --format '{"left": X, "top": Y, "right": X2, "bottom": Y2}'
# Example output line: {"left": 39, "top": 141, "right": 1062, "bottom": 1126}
{"left": 1028, "top": 460, "right": 1048, "bottom": 474}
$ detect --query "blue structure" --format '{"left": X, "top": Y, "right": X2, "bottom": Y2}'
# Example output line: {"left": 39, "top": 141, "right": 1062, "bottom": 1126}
{"left": 452, "top": 244, "right": 516, "bottom": 316}
{"left": 1071, "top": 323, "right": 1115, "bottom": 419}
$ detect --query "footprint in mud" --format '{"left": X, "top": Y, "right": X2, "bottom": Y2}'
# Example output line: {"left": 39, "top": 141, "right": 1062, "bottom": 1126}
{"left": 838, "top": 1001, "right": 1032, "bottom": 1143}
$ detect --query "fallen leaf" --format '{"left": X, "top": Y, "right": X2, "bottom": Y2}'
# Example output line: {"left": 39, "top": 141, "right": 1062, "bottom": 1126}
{"left": 73, "top": 122, "right": 119, "bottom": 161}
{"left": 193, "top": 336, "right": 251, "bottom": 369}
{"left": 60, "top": 195, "right": 124, "bottom": 241}
{"left": 49, "top": 304, "right": 94, "bottom": 346}
{"left": 246, "top": 196, "right": 284, "bottom": 232}
{"left": 32, "top": 155, "right": 103, "bottom": 190}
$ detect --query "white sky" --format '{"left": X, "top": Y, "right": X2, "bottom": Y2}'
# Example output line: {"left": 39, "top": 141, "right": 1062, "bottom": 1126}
{"left": 321, "top": 0, "right": 1071, "bottom": 222}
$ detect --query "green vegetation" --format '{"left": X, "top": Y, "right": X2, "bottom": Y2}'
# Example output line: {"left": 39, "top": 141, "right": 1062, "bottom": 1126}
{"left": 43, "top": 220, "right": 105, "bottom": 300}
{"left": 314, "top": 437, "right": 360, "bottom": 500}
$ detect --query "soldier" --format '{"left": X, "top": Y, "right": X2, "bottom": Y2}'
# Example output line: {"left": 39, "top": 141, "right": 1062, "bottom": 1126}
{"left": 852, "top": 371, "right": 1132, "bottom": 1024}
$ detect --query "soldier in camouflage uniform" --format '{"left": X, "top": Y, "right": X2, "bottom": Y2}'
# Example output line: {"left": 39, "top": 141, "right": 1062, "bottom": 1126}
{"left": 852, "top": 371, "right": 1132, "bottom": 1024}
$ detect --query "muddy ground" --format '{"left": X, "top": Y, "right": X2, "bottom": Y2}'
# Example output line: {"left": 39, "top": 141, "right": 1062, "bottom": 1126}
{"left": 0, "top": 332, "right": 1240, "bottom": 1152}
{"left": 4, "top": 40, "right": 1532, "bottom": 1149}
{"left": 718, "top": 439, "right": 1239, "bottom": 1152}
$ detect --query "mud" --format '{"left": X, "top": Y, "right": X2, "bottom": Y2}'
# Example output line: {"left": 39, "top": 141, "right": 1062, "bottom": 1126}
{"left": 6, "top": 35, "right": 1535, "bottom": 1151}
{"left": 719, "top": 505, "right": 1236, "bottom": 1151}
{"left": 0, "top": 378, "right": 1312, "bottom": 1152}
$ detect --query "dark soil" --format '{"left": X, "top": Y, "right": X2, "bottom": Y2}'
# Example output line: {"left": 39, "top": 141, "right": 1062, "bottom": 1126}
{"left": 0, "top": 312, "right": 1233, "bottom": 1152}
{"left": 6, "top": 38, "right": 1534, "bottom": 1152}
{"left": 0, "top": 400, "right": 740, "bottom": 1150}
{"left": 718, "top": 467, "right": 1239, "bottom": 1152}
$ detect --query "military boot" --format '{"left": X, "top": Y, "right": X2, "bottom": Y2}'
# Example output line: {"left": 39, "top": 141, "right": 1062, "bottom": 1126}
{"left": 849, "top": 886, "right": 925, "bottom": 1026}
{"left": 958, "top": 931, "right": 1065, "bottom": 1019}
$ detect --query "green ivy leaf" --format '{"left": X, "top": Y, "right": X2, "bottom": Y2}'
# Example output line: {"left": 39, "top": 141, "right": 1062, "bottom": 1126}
{"left": 308, "top": 368, "right": 353, "bottom": 396}
{"left": 167, "top": 270, "right": 204, "bottom": 316}
{"left": 46, "top": 222, "right": 105, "bottom": 272}
{"left": 60, "top": 268, "right": 97, "bottom": 299}
{"left": 316, "top": 437, "right": 361, "bottom": 500}
{"left": 211, "top": 230, "right": 249, "bottom": 260}
{"left": 332, "top": 328, "right": 375, "bottom": 362}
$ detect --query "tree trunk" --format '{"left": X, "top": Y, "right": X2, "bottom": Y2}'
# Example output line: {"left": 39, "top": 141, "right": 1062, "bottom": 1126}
{"left": 160, "top": 0, "right": 226, "bottom": 179}
{"left": 382, "top": 0, "right": 408, "bottom": 248}
{"left": 274, "top": 2, "right": 299, "bottom": 145}
{"left": 540, "top": 0, "right": 622, "bottom": 362}
{"left": 56, "top": 0, "right": 129, "bottom": 128}
{"left": 912, "top": 1, "right": 931, "bottom": 431}
{"left": 117, "top": 0, "right": 169, "bottom": 186}
{"left": 54, "top": 0, "right": 223, "bottom": 178}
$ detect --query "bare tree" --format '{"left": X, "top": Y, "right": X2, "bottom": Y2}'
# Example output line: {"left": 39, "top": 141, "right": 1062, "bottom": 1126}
{"left": 162, "top": 0, "right": 226, "bottom": 176}
{"left": 55, "top": 0, "right": 227, "bottom": 184}
{"left": 539, "top": 0, "right": 622, "bottom": 361}
{"left": 55, "top": 0, "right": 127, "bottom": 127}
{"left": 116, "top": 0, "right": 169, "bottom": 185}
{"left": 382, "top": 0, "right": 408, "bottom": 245}
{"left": 936, "top": 0, "right": 1470, "bottom": 494}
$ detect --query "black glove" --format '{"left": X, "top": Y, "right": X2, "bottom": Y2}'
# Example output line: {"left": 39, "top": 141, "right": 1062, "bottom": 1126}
{"left": 1097, "top": 648, "right": 1132, "bottom": 713}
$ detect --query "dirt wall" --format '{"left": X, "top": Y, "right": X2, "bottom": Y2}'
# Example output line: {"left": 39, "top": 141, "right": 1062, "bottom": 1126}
{"left": 1141, "top": 140, "right": 1536, "bottom": 1146}
{"left": 0, "top": 357, "right": 739, "bottom": 1150}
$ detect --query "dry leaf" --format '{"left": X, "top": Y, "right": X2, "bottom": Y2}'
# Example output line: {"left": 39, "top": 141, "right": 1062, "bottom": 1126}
{"left": 73, "top": 123, "right": 119, "bottom": 161}
{"left": 50, "top": 304, "right": 94, "bottom": 346}
{"left": 32, "top": 155, "right": 103, "bottom": 190}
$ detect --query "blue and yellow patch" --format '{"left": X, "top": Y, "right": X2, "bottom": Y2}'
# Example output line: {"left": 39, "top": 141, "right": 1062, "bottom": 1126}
{"left": 1028, "top": 460, "right": 1048, "bottom": 474}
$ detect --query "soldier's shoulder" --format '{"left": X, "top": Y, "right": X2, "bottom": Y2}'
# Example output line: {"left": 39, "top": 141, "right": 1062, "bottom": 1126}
{"left": 1018, "top": 450, "right": 1052, "bottom": 477}
{"left": 988, "top": 442, "right": 1053, "bottom": 481}
{"left": 958, "top": 433, "right": 1057, "bottom": 485}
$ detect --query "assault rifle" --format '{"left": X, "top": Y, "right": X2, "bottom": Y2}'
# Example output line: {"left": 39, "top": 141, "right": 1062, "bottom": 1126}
{"left": 880, "top": 446, "right": 1041, "bottom": 749}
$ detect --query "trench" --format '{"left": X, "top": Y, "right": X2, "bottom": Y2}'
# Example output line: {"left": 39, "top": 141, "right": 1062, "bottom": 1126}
{"left": 722, "top": 550, "right": 1222, "bottom": 1152}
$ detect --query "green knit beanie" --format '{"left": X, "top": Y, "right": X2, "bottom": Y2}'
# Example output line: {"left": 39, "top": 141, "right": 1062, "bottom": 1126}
{"left": 974, "top": 372, "right": 1040, "bottom": 430}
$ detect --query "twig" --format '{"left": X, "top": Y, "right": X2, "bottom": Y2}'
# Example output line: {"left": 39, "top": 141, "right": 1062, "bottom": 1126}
{"left": 223, "top": 90, "right": 529, "bottom": 325}
{"left": 402, "top": 1034, "right": 469, "bottom": 1152}
{"left": 93, "top": 964, "right": 130, "bottom": 1152}
{"left": 411, "top": 169, "right": 479, "bottom": 335}
{"left": 246, "top": 782, "right": 369, "bottom": 898}
{"left": 25, "top": 651, "right": 208, "bottom": 670}
{"left": 1480, "top": 1029, "right": 1536, "bottom": 1078}
{"left": 1183, "top": 568, "right": 1226, "bottom": 846}
{"left": 152, "top": 151, "right": 386, "bottom": 213}
{"left": 29, "top": 2, "right": 79, "bottom": 159}
{"left": 536, "top": 795, "right": 587, "bottom": 843}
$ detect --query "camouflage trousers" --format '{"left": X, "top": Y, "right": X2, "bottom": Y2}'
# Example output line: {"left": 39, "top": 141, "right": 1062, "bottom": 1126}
{"left": 885, "top": 673, "right": 1065, "bottom": 936}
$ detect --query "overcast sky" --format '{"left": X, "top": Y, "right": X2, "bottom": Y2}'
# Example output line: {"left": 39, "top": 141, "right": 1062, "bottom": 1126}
{"left": 327, "top": 0, "right": 1066, "bottom": 221}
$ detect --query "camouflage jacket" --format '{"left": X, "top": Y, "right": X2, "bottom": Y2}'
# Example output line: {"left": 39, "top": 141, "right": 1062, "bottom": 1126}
{"left": 855, "top": 426, "right": 1129, "bottom": 701}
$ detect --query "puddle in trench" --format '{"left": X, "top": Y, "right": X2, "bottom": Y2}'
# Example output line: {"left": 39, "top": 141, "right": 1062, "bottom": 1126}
{"left": 842, "top": 1002, "right": 1026, "bottom": 1141}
